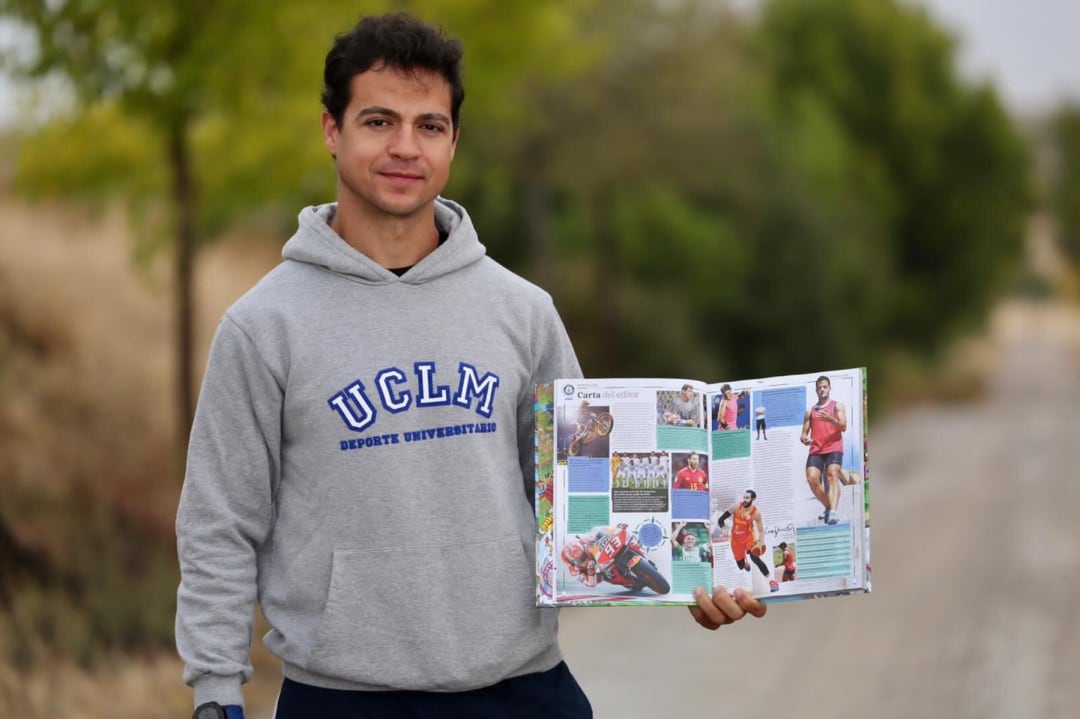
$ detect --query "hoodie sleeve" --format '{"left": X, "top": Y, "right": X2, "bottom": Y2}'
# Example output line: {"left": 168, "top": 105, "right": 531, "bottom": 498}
{"left": 516, "top": 299, "right": 582, "bottom": 502}
{"left": 175, "top": 313, "right": 282, "bottom": 708}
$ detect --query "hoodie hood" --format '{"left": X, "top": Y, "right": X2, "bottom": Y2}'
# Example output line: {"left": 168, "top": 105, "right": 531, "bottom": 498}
{"left": 281, "top": 197, "right": 487, "bottom": 285}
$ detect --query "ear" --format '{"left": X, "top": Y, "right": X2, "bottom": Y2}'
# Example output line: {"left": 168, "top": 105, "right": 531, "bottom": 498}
{"left": 321, "top": 111, "right": 339, "bottom": 158}
{"left": 450, "top": 126, "right": 460, "bottom": 160}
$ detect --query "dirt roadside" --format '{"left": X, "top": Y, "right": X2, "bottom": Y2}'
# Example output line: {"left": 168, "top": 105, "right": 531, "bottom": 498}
{"left": 559, "top": 298, "right": 1080, "bottom": 719}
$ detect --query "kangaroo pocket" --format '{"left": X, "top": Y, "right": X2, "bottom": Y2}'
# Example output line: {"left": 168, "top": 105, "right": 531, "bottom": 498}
{"left": 305, "top": 536, "right": 551, "bottom": 690}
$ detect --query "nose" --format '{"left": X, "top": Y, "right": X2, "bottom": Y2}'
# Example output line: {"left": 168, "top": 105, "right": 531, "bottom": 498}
{"left": 388, "top": 126, "right": 421, "bottom": 159}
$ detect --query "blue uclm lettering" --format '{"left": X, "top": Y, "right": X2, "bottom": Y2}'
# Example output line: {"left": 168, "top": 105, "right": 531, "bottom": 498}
{"left": 328, "top": 360, "right": 500, "bottom": 433}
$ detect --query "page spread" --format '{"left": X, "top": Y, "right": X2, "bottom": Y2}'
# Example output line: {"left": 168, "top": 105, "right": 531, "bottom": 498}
{"left": 535, "top": 369, "right": 870, "bottom": 606}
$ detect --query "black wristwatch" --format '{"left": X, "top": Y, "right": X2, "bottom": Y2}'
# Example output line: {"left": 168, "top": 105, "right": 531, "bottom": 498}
{"left": 193, "top": 702, "right": 227, "bottom": 719}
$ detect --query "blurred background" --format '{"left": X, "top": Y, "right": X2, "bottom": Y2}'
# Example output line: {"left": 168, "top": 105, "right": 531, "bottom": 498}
{"left": 0, "top": 0, "right": 1077, "bottom": 716}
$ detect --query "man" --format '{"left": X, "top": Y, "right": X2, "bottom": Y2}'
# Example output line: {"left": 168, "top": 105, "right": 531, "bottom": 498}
{"left": 561, "top": 529, "right": 605, "bottom": 589}
{"left": 672, "top": 523, "right": 707, "bottom": 562}
{"left": 573, "top": 400, "right": 593, "bottom": 437}
{"left": 754, "top": 403, "right": 767, "bottom": 440}
{"left": 718, "top": 490, "right": 779, "bottom": 593}
{"left": 775, "top": 541, "right": 796, "bottom": 582}
{"left": 569, "top": 399, "right": 598, "bottom": 455}
{"left": 800, "top": 375, "right": 849, "bottom": 525}
{"left": 646, "top": 453, "right": 661, "bottom": 489}
{"left": 673, "top": 451, "right": 708, "bottom": 491}
{"left": 716, "top": 383, "right": 738, "bottom": 430}
{"left": 176, "top": 13, "right": 764, "bottom": 719}
{"left": 610, "top": 451, "right": 623, "bottom": 487}
{"left": 663, "top": 383, "right": 702, "bottom": 426}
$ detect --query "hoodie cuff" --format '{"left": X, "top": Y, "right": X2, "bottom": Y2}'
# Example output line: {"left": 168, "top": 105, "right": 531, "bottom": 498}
{"left": 192, "top": 673, "right": 246, "bottom": 709}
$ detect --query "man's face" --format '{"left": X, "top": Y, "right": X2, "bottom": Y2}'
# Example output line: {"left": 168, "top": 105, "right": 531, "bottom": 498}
{"left": 681, "top": 387, "right": 693, "bottom": 402}
{"left": 322, "top": 66, "right": 458, "bottom": 220}
{"left": 816, "top": 380, "right": 831, "bottom": 402}
{"left": 688, "top": 454, "right": 699, "bottom": 469}
{"left": 682, "top": 533, "right": 696, "bottom": 548}
{"left": 742, "top": 493, "right": 753, "bottom": 507}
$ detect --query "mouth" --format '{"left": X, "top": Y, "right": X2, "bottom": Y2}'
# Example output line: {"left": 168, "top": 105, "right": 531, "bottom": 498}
{"left": 379, "top": 170, "right": 424, "bottom": 183}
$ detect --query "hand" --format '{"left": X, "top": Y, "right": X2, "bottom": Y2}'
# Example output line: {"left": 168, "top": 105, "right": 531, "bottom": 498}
{"left": 800, "top": 434, "right": 811, "bottom": 446}
{"left": 688, "top": 586, "right": 766, "bottom": 631}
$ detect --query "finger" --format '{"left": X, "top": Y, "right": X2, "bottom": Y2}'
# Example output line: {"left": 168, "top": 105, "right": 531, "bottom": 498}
{"left": 692, "top": 586, "right": 743, "bottom": 629}
{"left": 732, "top": 588, "right": 768, "bottom": 618}
{"left": 687, "top": 603, "right": 722, "bottom": 631}
{"left": 709, "top": 586, "right": 748, "bottom": 623}
{"left": 689, "top": 587, "right": 727, "bottom": 630}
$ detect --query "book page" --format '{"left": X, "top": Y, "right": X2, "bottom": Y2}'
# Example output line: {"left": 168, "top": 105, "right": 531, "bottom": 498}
{"left": 541, "top": 378, "right": 710, "bottom": 605}
{"left": 535, "top": 369, "right": 870, "bottom": 607}
{"left": 705, "top": 369, "right": 869, "bottom": 600}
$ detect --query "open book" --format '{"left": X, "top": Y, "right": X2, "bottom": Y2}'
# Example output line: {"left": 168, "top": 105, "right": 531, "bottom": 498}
{"left": 535, "top": 368, "right": 870, "bottom": 606}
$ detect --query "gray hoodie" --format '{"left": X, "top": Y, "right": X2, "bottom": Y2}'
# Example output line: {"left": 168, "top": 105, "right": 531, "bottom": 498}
{"left": 176, "top": 198, "right": 581, "bottom": 707}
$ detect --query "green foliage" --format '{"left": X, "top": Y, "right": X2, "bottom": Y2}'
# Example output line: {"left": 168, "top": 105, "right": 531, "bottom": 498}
{"left": 412, "top": 0, "right": 601, "bottom": 125}
{"left": 0, "top": 0, "right": 1037, "bottom": 667}
{"left": 455, "top": 0, "right": 894, "bottom": 380}
{"left": 1052, "top": 105, "right": 1080, "bottom": 265}
{"left": 757, "top": 0, "right": 1031, "bottom": 351}
{"left": 12, "top": 103, "right": 170, "bottom": 261}
{"left": 3, "top": 0, "right": 337, "bottom": 233}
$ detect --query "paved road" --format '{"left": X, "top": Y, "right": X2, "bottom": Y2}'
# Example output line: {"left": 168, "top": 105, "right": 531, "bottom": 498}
{"left": 559, "top": 300, "right": 1080, "bottom": 719}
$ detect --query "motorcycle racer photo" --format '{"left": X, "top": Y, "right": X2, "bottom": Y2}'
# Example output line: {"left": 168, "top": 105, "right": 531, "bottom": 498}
{"left": 560, "top": 524, "right": 670, "bottom": 595}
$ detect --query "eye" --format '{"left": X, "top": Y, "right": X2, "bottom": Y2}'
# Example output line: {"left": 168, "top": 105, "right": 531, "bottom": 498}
{"left": 366, "top": 118, "right": 391, "bottom": 128}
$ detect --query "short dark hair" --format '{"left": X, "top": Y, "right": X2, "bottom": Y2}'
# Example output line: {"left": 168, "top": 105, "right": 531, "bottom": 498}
{"left": 816, "top": 375, "right": 831, "bottom": 387}
{"left": 746, "top": 489, "right": 756, "bottom": 500}
{"left": 779, "top": 541, "right": 787, "bottom": 549}
{"left": 322, "top": 13, "right": 465, "bottom": 130}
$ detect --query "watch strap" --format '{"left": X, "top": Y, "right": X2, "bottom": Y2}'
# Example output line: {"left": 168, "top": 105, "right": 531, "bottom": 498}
{"left": 193, "top": 702, "right": 226, "bottom": 719}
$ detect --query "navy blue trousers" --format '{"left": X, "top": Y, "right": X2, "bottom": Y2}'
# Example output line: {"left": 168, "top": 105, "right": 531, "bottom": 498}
{"left": 275, "top": 661, "right": 592, "bottom": 718}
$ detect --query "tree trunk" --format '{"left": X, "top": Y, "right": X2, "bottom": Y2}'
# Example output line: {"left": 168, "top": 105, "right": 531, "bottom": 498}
{"left": 168, "top": 115, "right": 196, "bottom": 461}
{"left": 592, "top": 188, "right": 621, "bottom": 373}
{"left": 523, "top": 141, "right": 554, "bottom": 291}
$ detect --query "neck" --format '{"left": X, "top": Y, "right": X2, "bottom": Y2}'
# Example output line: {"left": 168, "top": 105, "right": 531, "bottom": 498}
{"left": 332, "top": 198, "right": 439, "bottom": 269}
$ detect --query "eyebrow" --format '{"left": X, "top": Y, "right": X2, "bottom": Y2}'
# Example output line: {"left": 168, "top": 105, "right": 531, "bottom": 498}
{"left": 355, "top": 106, "right": 452, "bottom": 126}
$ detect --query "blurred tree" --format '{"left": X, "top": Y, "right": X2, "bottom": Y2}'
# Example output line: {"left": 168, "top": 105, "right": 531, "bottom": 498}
{"left": 0, "top": 0, "right": 342, "bottom": 449}
{"left": 452, "top": 0, "right": 757, "bottom": 378}
{"left": 455, "top": 0, "right": 893, "bottom": 381}
{"left": 1052, "top": 105, "right": 1080, "bottom": 266}
{"left": 1, "top": 0, "right": 597, "bottom": 460}
{"left": 757, "top": 0, "right": 1032, "bottom": 356}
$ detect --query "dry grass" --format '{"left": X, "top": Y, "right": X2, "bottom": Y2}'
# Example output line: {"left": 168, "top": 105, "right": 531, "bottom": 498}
{"left": 0, "top": 192, "right": 281, "bottom": 715}
{"left": 0, "top": 621, "right": 284, "bottom": 718}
